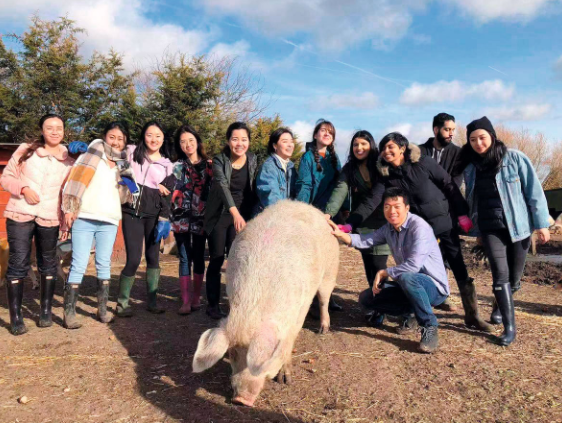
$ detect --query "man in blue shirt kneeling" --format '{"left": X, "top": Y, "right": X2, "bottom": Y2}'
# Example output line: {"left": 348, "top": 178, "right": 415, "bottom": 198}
{"left": 329, "top": 187, "right": 449, "bottom": 353}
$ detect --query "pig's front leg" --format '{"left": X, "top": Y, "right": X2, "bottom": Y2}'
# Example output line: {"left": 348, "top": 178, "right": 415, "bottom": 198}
{"left": 316, "top": 289, "right": 331, "bottom": 334}
{"left": 275, "top": 360, "right": 293, "bottom": 385}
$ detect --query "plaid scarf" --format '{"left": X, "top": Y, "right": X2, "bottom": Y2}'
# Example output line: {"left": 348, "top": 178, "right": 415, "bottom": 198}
{"left": 62, "top": 139, "right": 127, "bottom": 213}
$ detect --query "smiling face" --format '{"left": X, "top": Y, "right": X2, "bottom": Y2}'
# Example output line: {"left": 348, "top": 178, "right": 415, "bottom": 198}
{"left": 384, "top": 196, "right": 410, "bottom": 228}
{"left": 41, "top": 117, "right": 65, "bottom": 147}
{"left": 273, "top": 132, "right": 295, "bottom": 160}
{"left": 381, "top": 140, "right": 406, "bottom": 167}
{"left": 228, "top": 129, "right": 250, "bottom": 159}
{"left": 352, "top": 137, "right": 371, "bottom": 161}
{"left": 469, "top": 129, "right": 493, "bottom": 156}
{"left": 144, "top": 125, "right": 164, "bottom": 154}
{"left": 179, "top": 131, "right": 198, "bottom": 157}
{"left": 314, "top": 124, "right": 334, "bottom": 148}
{"left": 105, "top": 128, "right": 127, "bottom": 152}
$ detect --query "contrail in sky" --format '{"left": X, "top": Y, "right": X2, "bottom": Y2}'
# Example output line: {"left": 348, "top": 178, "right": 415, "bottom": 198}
{"left": 488, "top": 66, "right": 508, "bottom": 76}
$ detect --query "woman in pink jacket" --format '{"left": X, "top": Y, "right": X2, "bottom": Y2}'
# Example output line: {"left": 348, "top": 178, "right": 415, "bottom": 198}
{"left": 1, "top": 113, "right": 74, "bottom": 335}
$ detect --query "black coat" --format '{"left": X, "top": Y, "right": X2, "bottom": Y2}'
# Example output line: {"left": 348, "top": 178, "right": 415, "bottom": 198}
{"left": 377, "top": 144, "right": 469, "bottom": 235}
{"left": 418, "top": 138, "right": 463, "bottom": 187}
{"left": 203, "top": 151, "right": 258, "bottom": 235}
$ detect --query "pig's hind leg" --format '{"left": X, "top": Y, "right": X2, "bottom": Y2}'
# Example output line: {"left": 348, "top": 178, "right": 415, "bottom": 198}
{"left": 317, "top": 258, "right": 338, "bottom": 334}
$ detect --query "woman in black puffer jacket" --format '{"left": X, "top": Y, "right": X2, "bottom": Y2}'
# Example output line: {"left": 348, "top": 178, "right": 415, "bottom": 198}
{"left": 376, "top": 132, "right": 493, "bottom": 333}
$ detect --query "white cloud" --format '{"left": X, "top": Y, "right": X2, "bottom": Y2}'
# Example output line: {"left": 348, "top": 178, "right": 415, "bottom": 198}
{"left": 208, "top": 40, "right": 250, "bottom": 59}
{"left": 290, "top": 120, "right": 315, "bottom": 146}
{"left": 485, "top": 104, "right": 552, "bottom": 121}
{"left": 311, "top": 92, "right": 380, "bottom": 111}
{"left": 383, "top": 122, "right": 433, "bottom": 144}
{"left": 0, "top": 0, "right": 216, "bottom": 72}
{"left": 448, "top": 0, "right": 561, "bottom": 23}
{"left": 400, "top": 79, "right": 515, "bottom": 106}
{"left": 200, "top": 0, "right": 423, "bottom": 52}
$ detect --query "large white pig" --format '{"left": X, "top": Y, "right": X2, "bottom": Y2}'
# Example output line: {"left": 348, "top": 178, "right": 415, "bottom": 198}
{"left": 193, "top": 200, "right": 339, "bottom": 407}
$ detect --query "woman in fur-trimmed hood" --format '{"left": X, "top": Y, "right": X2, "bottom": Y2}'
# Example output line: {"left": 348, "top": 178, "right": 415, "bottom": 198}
{"left": 376, "top": 132, "right": 494, "bottom": 334}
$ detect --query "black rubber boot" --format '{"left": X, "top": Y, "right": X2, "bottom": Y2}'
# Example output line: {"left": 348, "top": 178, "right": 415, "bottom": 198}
{"left": 493, "top": 283, "right": 516, "bottom": 346}
{"left": 97, "top": 279, "right": 113, "bottom": 323}
{"left": 328, "top": 296, "right": 343, "bottom": 312}
{"left": 206, "top": 304, "right": 226, "bottom": 320}
{"left": 38, "top": 274, "right": 56, "bottom": 328}
{"left": 491, "top": 285, "right": 519, "bottom": 325}
{"left": 6, "top": 279, "right": 27, "bottom": 336}
{"left": 459, "top": 278, "right": 494, "bottom": 333}
{"left": 63, "top": 283, "right": 82, "bottom": 329}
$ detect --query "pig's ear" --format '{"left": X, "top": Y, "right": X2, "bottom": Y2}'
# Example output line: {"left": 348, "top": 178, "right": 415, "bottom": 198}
{"left": 247, "top": 323, "right": 283, "bottom": 376}
{"left": 193, "top": 328, "right": 230, "bottom": 373}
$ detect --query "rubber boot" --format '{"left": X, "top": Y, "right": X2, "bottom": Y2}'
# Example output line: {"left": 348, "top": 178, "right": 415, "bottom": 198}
{"left": 206, "top": 304, "right": 226, "bottom": 320}
{"left": 37, "top": 274, "right": 56, "bottom": 328}
{"left": 459, "top": 278, "right": 494, "bottom": 333}
{"left": 328, "top": 296, "right": 343, "bottom": 312}
{"left": 493, "top": 283, "right": 516, "bottom": 346}
{"left": 491, "top": 285, "right": 519, "bottom": 325}
{"left": 116, "top": 274, "right": 135, "bottom": 317}
{"left": 97, "top": 279, "right": 113, "bottom": 323}
{"left": 6, "top": 279, "right": 27, "bottom": 336}
{"left": 178, "top": 276, "right": 191, "bottom": 315}
{"left": 63, "top": 283, "right": 82, "bottom": 329}
{"left": 191, "top": 273, "right": 204, "bottom": 311}
{"left": 146, "top": 268, "right": 165, "bottom": 314}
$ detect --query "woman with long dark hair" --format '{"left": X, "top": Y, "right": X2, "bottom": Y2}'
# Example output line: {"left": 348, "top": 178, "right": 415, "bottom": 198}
{"left": 117, "top": 121, "right": 175, "bottom": 317}
{"left": 376, "top": 132, "right": 493, "bottom": 333}
{"left": 61, "top": 121, "right": 130, "bottom": 328}
{"left": 295, "top": 119, "right": 341, "bottom": 210}
{"left": 255, "top": 127, "right": 297, "bottom": 211}
{"left": 457, "top": 116, "right": 550, "bottom": 346}
{"left": 170, "top": 125, "right": 213, "bottom": 315}
{"left": 325, "top": 130, "right": 390, "bottom": 290}
{"left": 203, "top": 122, "right": 257, "bottom": 319}
{"left": 1, "top": 113, "right": 74, "bottom": 335}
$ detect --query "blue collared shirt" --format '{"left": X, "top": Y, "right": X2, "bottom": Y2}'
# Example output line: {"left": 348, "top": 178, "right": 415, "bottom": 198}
{"left": 350, "top": 212, "right": 449, "bottom": 296}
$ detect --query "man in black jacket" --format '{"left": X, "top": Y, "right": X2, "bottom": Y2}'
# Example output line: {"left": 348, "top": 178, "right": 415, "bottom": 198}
{"left": 419, "top": 113, "right": 462, "bottom": 187}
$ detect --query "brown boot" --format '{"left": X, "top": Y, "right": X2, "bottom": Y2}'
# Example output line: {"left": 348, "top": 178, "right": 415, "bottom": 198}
{"left": 434, "top": 296, "right": 457, "bottom": 312}
{"left": 459, "top": 279, "right": 494, "bottom": 333}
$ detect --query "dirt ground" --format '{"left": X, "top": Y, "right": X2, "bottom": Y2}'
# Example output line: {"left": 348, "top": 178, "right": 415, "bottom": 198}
{"left": 1, "top": 239, "right": 562, "bottom": 423}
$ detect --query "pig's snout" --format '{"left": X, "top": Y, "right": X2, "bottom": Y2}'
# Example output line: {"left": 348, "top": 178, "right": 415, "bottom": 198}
{"left": 232, "top": 395, "right": 256, "bottom": 407}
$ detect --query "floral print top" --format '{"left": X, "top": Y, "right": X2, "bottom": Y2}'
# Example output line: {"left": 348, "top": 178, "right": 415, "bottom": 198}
{"left": 170, "top": 159, "right": 213, "bottom": 235}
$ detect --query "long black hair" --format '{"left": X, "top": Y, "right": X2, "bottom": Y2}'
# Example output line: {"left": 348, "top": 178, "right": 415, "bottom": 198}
{"left": 455, "top": 132, "right": 508, "bottom": 174}
{"left": 20, "top": 113, "right": 65, "bottom": 164}
{"left": 133, "top": 121, "right": 169, "bottom": 165}
{"left": 311, "top": 119, "right": 338, "bottom": 173}
{"left": 267, "top": 127, "right": 294, "bottom": 155}
{"left": 344, "top": 130, "right": 379, "bottom": 187}
{"left": 174, "top": 124, "right": 207, "bottom": 162}
{"left": 102, "top": 121, "right": 130, "bottom": 144}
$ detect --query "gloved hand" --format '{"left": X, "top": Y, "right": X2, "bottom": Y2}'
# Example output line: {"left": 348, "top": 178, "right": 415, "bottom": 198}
{"left": 118, "top": 175, "right": 139, "bottom": 194}
{"left": 458, "top": 215, "right": 474, "bottom": 233}
{"left": 338, "top": 224, "right": 352, "bottom": 233}
{"left": 154, "top": 220, "right": 171, "bottom": 242}
{"left": 68, "top": 141, "right": 88, "bottom": 154}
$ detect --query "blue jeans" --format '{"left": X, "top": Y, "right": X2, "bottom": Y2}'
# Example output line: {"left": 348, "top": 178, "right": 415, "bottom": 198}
{"left": 359, "top": 272, "right": 446, "bottom": 327}
{"left": 175, "top": 232, "right": 206, "bottom": 277}
{"left": 68, "top": 219, "right": 118, "bottom": 284}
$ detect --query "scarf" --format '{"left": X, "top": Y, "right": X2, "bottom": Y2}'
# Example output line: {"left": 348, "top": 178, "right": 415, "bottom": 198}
{"left": 62, "top": 139, "right": 128, "bottom": 213}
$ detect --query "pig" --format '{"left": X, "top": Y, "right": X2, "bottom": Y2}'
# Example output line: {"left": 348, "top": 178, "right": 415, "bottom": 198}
{"left": 192, "top": 200, "right": 339, "bottom": 407}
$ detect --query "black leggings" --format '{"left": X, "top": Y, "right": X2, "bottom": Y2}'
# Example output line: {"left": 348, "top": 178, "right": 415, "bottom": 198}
{"left": 360, "top": 251, "right": 388, "bottom": 288}
{"left": 481, "top": 229, "right": 530, "bottom": 290}
{"left": 436, "top": 227, "right": 470, "bottom": 287}
{"left": 122, "top": 213, "right": 160, "bottom": 277}
{"left": 6, "top": 219, "right": 59, "bottom": 280}
{"left": 206, "top": 214, "right": 237, "bottom": 306}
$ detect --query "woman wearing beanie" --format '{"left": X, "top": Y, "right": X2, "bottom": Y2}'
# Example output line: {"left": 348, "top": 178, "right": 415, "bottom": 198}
{"left": 457, "top": 116, "right": 550, "bottom": 346}
{"left": 377, "top": 132, "right": 493, "bottom": 334}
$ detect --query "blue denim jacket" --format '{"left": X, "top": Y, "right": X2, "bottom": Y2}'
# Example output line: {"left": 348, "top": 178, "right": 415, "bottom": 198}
{"left": 255, "top": 154, "right": 297, "bottom": 212}
{"left": 464, "top": 149, "right": 550, "bottom": 242}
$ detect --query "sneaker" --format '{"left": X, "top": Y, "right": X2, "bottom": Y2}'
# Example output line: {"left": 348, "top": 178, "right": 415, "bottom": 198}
{"left": 396, "top": 314, "right": 418, "bottom": 335}
{"left": 434, "top": 297, "right": 457, "bottom": 312}
{"left": 366, "top": 312, "right": 385, "bottom": 328}
{"left": 419, "top": 326, "right": 439, "bottom": 353}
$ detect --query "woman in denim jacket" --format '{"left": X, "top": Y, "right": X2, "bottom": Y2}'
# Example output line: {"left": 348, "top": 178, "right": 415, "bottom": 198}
{"left": 255, "top": 127, "right": 297, "bottom": 212}
{"left": 457, "top": 116, "right": 550, "bottom": 346}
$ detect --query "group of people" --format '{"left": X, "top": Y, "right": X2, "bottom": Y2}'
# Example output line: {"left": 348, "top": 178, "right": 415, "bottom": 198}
{"left": 2, "top": 112, "right": 551, "bottom": 355}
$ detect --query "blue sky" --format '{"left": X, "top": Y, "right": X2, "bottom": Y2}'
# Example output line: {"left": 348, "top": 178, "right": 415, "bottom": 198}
{"left": 1, "top": 0, "right": 561, "bottom": 158}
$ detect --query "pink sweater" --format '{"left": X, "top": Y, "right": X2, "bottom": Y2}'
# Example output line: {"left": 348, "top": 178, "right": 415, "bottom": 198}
{"left": 1, "top": 143, "right": 74, "bottom": 228}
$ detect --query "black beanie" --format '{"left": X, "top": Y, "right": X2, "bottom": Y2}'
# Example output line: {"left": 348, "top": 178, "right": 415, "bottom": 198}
{"left": 466, "top": 116, "right": 496, "bottom": 141}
